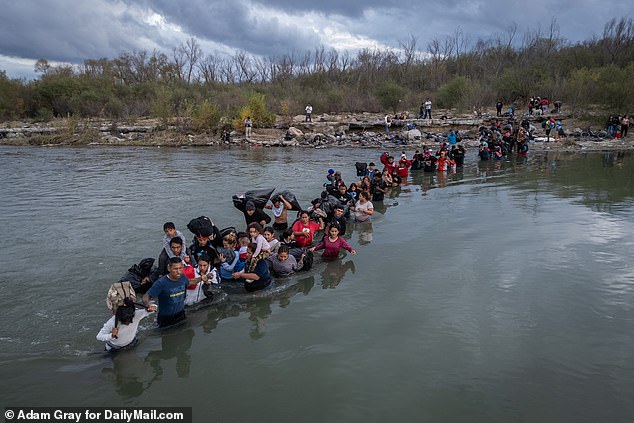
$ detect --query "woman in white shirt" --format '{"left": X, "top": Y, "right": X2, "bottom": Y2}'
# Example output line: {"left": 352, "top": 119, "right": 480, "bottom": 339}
{"left": 352, "top": 191, "right": 374, "bottom": 223}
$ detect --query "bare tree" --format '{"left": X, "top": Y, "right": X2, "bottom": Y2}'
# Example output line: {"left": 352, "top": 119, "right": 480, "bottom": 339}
{"left": 233, "top": 50, "right": 256, "bottom": 83}
{"left": 601, "top": 17, "right": 634, "bottom": 64}
{"left": 179, "top": 38, "right": 202, "bottom": 84}
{"left": 219, "top": 56, "right": 236, "bottom": 84}
{"left": 252, "top": 56, "right": 271, "bottom": 83}
{"left": 313, "top": 46, "right": 326, "bottom": 73}
{"left": 34, "top": 58, "right": 51, "bottom": 76}
{"left": 171, "top": 46, "right": 186, "bottom": 82}
{"left": 198, "top": 54, "right": 221, "bottom": 83}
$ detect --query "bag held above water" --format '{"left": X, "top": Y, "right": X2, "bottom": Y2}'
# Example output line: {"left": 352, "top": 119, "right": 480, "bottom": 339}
{"left": 106, "top": 281, "right": 136, "bottom": 313}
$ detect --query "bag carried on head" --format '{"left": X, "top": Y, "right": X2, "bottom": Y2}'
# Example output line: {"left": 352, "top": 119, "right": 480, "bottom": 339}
{"left": 187, "top": 216, "right": 216, "bottom": 237}
{"left": 355, "top": 162, "right": 368, "bottom": 177}
{"left": 106, "top": 281, "right": 136, "bottom": 313}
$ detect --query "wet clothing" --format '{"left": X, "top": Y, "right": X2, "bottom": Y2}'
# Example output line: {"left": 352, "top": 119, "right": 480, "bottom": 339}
{"left": 437, "top": 156, "right": 452, "bottom": 171}
{"left": 163, "top": 230, "right": 187, "bottom": 259}
{"left": 396, "top": 160, "right": 412, "bottom": 179}
{"left": 371, "top": 178, "right": 387, "bottom": 202}
{"left": 313, "top": 237, "right": 354, "bottom": 260}
{"left": 147, "top": 274, "right": 188, "bottom": 325}
{"left": 268, "top": 253, "right": 303, "bottom": 277}
{"left": 354, "top": 200, "right": 373, "bottom": 223}
{"left": 218, "top": 247, "right": 240, "bottom": 281}
{"left": 152, "top": 247, "right": 193, "bottom": 281}
{"left": 423, "top": 155, "right": 437, "bottom": 172}
{"left": 243, "top": 259, "right": 272, "bottom": 292}
{"left": 185, "top": 267, "right": 219, "bottom": 306}
{"left": 327, "top": 215, "right": 348, "bottom": 236}
{"left": 189, "top": 239, "right": 219, "bottom": 266}
{"left": 292, "top": 220, "right": 321, "bottom": 247}
{"left": 97, "top": 309, "right": 152, "bottom": 351}
{"left": 243, "top": 208, "right": 271, "bottom": 226}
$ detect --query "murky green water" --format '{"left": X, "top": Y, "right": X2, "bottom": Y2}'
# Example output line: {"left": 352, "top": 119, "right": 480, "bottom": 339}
{"left": 0, "top": 146, "right": 633, "bottom": 422}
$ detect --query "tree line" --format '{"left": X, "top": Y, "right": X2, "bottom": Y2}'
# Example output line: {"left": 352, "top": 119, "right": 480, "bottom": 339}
{"left": 0, "top": 17, "right": 632, "bottom": 132}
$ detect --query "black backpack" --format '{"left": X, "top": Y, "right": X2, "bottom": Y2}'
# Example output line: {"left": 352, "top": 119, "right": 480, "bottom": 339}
{"left": 355, "top": 162, "right": 368, "bottom": 177}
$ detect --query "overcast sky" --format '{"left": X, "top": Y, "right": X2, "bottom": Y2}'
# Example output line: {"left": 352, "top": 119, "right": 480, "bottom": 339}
{"left": 1, "top": 0, "right": 631, "bottom": 80}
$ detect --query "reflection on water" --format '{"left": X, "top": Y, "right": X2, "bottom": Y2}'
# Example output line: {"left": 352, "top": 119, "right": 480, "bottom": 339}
{"left": 319, "top": 259, "right": 356, "bottom": 289}
{"left": 145, "top": 327, "right": 195, "bottom": 379}
{"left": 101, "top": 349, "right": 157, "bottom": 399}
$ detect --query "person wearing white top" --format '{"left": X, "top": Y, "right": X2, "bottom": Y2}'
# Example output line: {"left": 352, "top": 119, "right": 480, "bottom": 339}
{"left": 184, "top": 254, "right": 219, "bottom": 306}
{"left": 305, "top": 104, "right": 313, "bottom": 122}
{"left": 352, "top": 191, "right": 374, "bottom": 223}
{"left": 97, "top": 302, "right": 156, "bottom": 351}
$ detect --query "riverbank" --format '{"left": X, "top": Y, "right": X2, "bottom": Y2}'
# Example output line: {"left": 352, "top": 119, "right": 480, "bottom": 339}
{"left": 1, "top": 110, "right": 631, "bottom": 151}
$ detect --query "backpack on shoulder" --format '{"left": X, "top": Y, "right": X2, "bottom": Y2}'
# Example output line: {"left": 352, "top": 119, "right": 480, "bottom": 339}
{"left": 106, "top": 281, "right": 136, "bottom": 313}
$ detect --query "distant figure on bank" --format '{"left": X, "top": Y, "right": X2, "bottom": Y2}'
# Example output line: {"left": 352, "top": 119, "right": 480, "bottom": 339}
{"left": 305, "top": 104, "right": 313, "bottom": 122}
{"left": 244, "top": 116, "right": 252, "bottom": 139}
{"left": 621, "top": 115, "right": 630, "bottom": 138}
{"left": 423, "top": 98, "right": 432, "bottom": 119}
{"left": 496, "top": 100, "right": 503, "bottom": 117}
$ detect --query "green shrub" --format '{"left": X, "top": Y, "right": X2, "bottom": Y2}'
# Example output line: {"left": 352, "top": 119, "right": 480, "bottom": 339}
{"left": 192, "top": 99, "right": 221, "bottom": 133}
{"left": 437, "top": 76, "right": 473, "bottom": 110}
{"left": 234, "top": 92, "right": 275, "bottom": 129}
{"left": 375, "top": 81, "right": 406, "bottom": 113}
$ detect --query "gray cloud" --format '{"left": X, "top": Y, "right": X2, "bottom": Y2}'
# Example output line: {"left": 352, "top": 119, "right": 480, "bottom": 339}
{"left": 1, "top": 0, "right": 632, "bottom": 79}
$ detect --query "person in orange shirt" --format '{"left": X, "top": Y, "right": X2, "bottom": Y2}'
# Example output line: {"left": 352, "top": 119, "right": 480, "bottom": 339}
{"left": 436, "top": 150, "right": 455, "bottom": 172}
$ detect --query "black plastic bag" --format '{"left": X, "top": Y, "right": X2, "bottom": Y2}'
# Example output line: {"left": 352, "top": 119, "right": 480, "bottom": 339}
{"left": 275, "top": 190, "right": 302, "bottom": 211}
{"left": 232, "top": 188, "right": 275, "bottom": 211}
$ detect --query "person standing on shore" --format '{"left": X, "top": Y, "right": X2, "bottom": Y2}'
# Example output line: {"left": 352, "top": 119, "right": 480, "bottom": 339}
{"left": 244, "top": 116, "right": 252, "bottom": 139}
{"left": 496, "top": 100, "right": 503, "bottom": 117}
{"left": 384, "top": 114, "right": 392, "bottom": 136}
{"left": 621, "top": 115, "right": 630, "bottom": 138}
{"left": 423, "top": 98, "right": 432, "bottom": 119}
{"left": 305, "top": 104, "right": 313, "bottom": 122}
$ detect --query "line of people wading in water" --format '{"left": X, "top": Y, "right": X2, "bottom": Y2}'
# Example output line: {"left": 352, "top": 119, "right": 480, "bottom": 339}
{"left": 98, "top": 140, "right": 524, "bottom": 351}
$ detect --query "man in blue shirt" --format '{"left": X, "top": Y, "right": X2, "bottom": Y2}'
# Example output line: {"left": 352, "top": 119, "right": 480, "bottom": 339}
{"left": 143, "top": 257, "right": 192, "bottom": 327}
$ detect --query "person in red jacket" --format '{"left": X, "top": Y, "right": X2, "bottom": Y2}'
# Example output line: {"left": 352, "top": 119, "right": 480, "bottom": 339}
{"left": 380, "top": 152, "right": 396, "bottom": 174}
{"left": 291, "top": 210, "right": 322, "bottom": 248}
{"left": 395, "top": 158, "right": 412, "bottom": 179}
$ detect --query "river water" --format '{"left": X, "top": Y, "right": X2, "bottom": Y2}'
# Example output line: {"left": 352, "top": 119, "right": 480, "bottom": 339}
{"left": 0, "top": 145, "right": 633, "bottom": 422}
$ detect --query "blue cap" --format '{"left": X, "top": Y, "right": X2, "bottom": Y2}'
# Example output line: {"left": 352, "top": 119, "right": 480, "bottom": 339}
{"left": 328, "top": 169, "right": 334, "bottom": 174}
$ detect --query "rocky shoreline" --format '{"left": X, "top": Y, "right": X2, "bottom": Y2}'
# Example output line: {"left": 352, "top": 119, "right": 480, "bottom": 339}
{"left": 1, "top": 111, "right": 632, "bottom": 152}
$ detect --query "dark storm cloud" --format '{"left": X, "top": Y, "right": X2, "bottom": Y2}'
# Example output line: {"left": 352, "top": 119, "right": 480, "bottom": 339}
{"left": 0, "top": 1, "right": 160, "bottom": 63}
{"left": 0, "top": 0, "right": 631, "bottom": 79}
{"left": 131, "top": 0, "right": 321, "bottom": 56}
